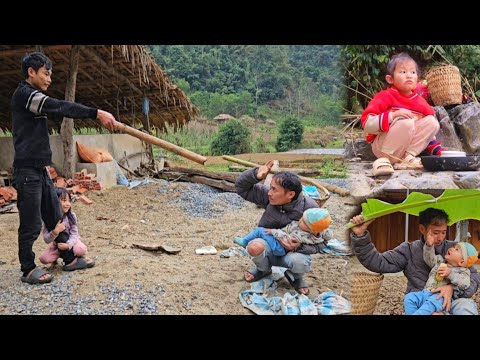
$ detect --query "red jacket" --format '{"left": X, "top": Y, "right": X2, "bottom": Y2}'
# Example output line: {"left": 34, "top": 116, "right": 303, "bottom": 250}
{"left": 361, "top": 87, "right": 435, "bottom": 143}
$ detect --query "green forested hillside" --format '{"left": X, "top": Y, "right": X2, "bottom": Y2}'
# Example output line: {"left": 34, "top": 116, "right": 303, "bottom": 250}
{"left": 342, "top": 45, "right": 480, "bottom": 111}
{"left": 149, "top": 45, "right": 344, "bottom": 125}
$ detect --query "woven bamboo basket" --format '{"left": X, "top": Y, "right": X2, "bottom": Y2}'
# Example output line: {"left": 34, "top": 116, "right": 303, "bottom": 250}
{"left": 313, "top": 197, "right": 327, "bottom": 207}
{"left": 350, "top": 271, "right": 384, "bottom": 315}
{"left": 425, "top": 65, "right": 463, "bottom": 107}
{"left": 312, "top": 188, "right": 329, "bottom": 207}
{"left": 301, "top": 182, "right": 330, "bottom": 207}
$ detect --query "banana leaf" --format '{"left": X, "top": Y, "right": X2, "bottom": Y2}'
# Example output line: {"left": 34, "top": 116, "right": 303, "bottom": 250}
{"left": 346, "top": 189, "right": 480, "bottom": 228}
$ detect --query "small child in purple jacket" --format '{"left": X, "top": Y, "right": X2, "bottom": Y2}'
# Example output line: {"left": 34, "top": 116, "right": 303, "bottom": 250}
{"left": 40, "top": 188, "right": 94, "bottom": 271}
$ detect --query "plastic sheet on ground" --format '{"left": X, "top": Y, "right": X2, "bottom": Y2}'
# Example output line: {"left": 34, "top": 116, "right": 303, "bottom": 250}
{"left": 128, "top": 179, "right": 153, "bottom": 189}
{"left": 219, "top": 246, "right": 249, "bottom": 258}
{"left": 239, "top": 272, "right": 351, "bottom": 315}
{"left": 302, "top": 185, "right": 321, "bottom": 200}
{"left": 320, "top": 239, "right": 353, "bottom": 256}
{"left": 114, "top": 160, "right": 129, "bottom": 186}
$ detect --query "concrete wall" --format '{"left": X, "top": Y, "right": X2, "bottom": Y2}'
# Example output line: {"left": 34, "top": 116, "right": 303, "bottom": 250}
{"left": 0, "top": 137, "right": 13, "bottom": 170}
{"left": 0, "top": 134, "right": 146, "bottom": 175}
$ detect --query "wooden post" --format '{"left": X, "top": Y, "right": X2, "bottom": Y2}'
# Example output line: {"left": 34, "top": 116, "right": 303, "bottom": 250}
{"left": 455, "top": 220, "right": 469, "bottom": 242}
{"left": 60, "top": 45, "right": 80, "bottom": 179}
{"left": 142, "top": 97, "right": 154, "bottom": 166}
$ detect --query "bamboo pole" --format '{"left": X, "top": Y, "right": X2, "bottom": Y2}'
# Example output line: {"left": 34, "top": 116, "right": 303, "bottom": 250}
{"left": 115, "top": 122, "right": 207, "bottom": 165}
{"left": 222, "top": 155, "right": 349, "bottom": 197}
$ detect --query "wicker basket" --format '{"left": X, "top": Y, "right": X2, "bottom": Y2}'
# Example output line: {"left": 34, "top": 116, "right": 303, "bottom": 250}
{"left": 313, "top": 197, "right": 327, "bottom": 207}
{"left": 302, "top": 183, "right": 330, "bottom": 207}
{"left": 425, "top": 65, "right": 463, "bottom": 107}
{"left": 350, "top": 271, "right": 384, "bottom": 315}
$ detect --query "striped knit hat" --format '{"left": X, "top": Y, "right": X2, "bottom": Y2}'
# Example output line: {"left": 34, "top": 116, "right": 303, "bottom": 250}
{"left": 458, "top": 242, "right": 478, "bottom": 268}
{"left": 303, "top": 208, "right": 331, "bottom": 234}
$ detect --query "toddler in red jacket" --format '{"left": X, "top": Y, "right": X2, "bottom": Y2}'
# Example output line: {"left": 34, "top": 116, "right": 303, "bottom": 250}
{"left": 361, "top": 53, "right": 442, "bottom": 175}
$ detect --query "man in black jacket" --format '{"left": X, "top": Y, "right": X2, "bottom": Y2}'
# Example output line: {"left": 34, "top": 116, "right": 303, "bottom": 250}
{"left": 11, "top": 52, "right": 117, "bottom": 284}
{"left": 235, "top": 160, "right": 326, "bottom": 295}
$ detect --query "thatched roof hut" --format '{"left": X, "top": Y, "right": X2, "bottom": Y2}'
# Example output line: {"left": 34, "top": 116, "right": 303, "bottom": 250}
{"left": 0, "top": 45, "right": 199, "bottom": 132}
{"left": 213, "top": 114, "right": 234, "bottom": 123}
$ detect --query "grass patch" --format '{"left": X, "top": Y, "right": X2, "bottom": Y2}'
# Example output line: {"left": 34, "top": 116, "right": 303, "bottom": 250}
{"left": 326, "top": 138, "right": 345, "bottom": 148}
{"left": 317, "top": 158, "right": 346, "bottom": 178}
{"left": 204, "top": 163, "right": 231, "bottom": 172}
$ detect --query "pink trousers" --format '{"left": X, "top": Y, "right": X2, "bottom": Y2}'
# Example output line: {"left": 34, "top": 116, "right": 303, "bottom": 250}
{"left": 371, "top": 115, "right": 440, "bottom": 163}
{"left": 39, "top": 240, "right": 88, "bottom": 265}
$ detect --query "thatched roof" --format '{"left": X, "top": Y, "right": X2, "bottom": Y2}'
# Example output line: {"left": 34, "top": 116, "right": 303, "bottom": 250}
{"left": 0, "top": 45, "right": 199, "bottom": 132}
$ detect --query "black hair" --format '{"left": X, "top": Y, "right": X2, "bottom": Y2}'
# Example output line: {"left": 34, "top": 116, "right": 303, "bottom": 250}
{"left": 387, "top": 52, "right": 420, "bottom": 77}
{"left": 272, "top": 171, "right": 303, "bottom": 200}
{"left": 21, "top": 52, "right": 52, "bottom": 79}
{"left": 56, "top": 188, "right": 76, "bottom": 225}
{"left": 419, "top": 208, "right": 449, "bottom": 228}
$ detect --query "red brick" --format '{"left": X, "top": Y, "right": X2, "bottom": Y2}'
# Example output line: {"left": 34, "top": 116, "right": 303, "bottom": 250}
{"left": 78, "top": 195, "right": 93, "bottom": 205}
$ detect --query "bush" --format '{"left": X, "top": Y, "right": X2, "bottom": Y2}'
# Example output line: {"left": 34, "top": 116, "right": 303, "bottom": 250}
{"left": 210, "top": 119, "right": 251, "bottom": 155}
{"left": 254, "top": 136, "right": 268, "bottom": 153}
{"left": 275, "top": 116, "right": 304, "bottom": 152}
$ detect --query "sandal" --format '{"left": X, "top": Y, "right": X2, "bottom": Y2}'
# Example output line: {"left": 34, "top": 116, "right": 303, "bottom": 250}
{"left": 284, "top": 269, "right": 310, "bottom": 295}
{"left": 21, "top": 267, "right": 54, "bottom": 285}
{"left": 244, "top": 267, "right": 272, "bottom": 283}
{"left": 393, "top": 154, "right": 423, "bottom": 170}
{"left": 372, "top": 157, "right": 394, "bottom": 176}
{"left": 63, "top": 257, "right": 95, "bottom": 271}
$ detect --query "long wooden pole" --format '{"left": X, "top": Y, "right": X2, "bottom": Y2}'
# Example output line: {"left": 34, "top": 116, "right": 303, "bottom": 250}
{"left": 115, "top": 122, "right": 207, "bottom": 165}
{"left": 222, "top": 155, "right": 350, "bottom": 197}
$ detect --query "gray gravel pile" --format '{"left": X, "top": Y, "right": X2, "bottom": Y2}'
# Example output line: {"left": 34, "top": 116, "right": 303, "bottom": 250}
{"left": 317, "top": 178, "right": 348, "bottom": 190}
{"left": 0, "top": 274, "right": 167, "bottom": 315}
{"left": 170, "top": 183, "right": 245, "bottom": 218}
{"left": 170, "top": 179, "right": 347, "bottom": 219}
{"left": 96, "top": 282, "right": 165, "bottom": 314}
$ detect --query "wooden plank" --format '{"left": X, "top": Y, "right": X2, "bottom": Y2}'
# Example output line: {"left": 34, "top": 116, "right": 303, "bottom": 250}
{"left": 157, "top": 171, "right": 236, "bottom": 192}
{"left": 222, "top": 155, "right": 347, "bottom": 198}
{"left": 165, "top": 166, "right": 239, "bottom": 183}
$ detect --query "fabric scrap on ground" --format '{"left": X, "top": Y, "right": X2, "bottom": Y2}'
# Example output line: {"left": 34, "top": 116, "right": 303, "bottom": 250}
{"left": 128, "top": 179, "right": 154, "bottom": 189}
{"left": 320, "top": 239, "right": 353, "bottom": 256}
{"left": 239, "top": 274, "right": 351, "bottom": 315}
{"left": 219, "top": 246, "right": 249, "bottom": 258}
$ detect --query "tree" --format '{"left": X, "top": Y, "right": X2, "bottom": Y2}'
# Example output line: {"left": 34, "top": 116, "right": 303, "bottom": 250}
{"left": 210, "top": 119, "right": 251, "bottom": 155}
{"left": 342, "top": 45, "right": 480, "bottom": 111}
{"left": 276, "top": 116, "right": 304, "bottom": 152}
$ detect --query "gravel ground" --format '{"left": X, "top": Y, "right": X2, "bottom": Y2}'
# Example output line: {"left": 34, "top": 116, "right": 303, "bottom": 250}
{"left": 0, "top": 180, "right": 355, "bottom": 315}
{"left": 2, "top": 178, "right": 477, "bottom": 315}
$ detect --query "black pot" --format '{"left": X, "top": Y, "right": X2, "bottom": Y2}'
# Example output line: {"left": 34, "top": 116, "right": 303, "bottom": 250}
{"left": 421, "top": 156, "right": 480, "bottom": 171}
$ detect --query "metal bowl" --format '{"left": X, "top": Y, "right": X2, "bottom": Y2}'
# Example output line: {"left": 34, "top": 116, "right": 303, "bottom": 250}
{"left": 421, "top": 155, "right": 480, "bottom": 171}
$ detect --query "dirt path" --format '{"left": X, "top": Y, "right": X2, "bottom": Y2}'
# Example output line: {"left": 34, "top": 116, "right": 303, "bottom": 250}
{"left": 0, "top": 180, "right": 360, "bottom": 314}
{"left": 2, "top": 181, "right": 479, "bottom": 314}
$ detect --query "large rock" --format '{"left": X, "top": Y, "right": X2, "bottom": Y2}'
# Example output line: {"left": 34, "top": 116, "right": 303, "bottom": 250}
{"left": 453, "top": 172, "right": 480, "bottom": 189}
{"left": 447, "top": 103, "right": 480, "bottom": 154}
{"left": 434, "top": 107, "right": 463, "bottom": 151}
{"left": 344, "top": 138, "right": 376, "bottom": 161}
{"left": 379, "top": 174, "right": 458, "bottom": 190}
